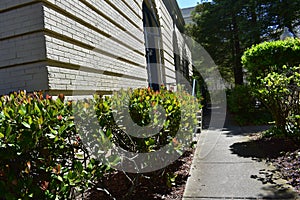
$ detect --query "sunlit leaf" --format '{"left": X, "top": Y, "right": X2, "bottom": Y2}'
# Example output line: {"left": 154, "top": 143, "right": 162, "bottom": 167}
{"left": 22, "top": 122, "right": 31, "bottom": 129}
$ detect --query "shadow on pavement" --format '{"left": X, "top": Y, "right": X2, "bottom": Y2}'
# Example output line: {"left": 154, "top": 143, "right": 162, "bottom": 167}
{"left": 251, "top": 169, "right": 298, "bottom": 199}
{"left": 258, "top": 185, "right": 299, "bottom": 199}
{"left": 201, "top": 107, "right": 299, "bottom": 198}
{"left": 229, "top": 132, "right": 300, "bottom": 199}
{"left": 230, "top": 137, "right": 299, "bottom": 160}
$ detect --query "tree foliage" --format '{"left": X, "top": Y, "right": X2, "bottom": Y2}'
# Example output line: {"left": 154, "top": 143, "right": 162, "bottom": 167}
{"left": 186, "top": 0, "right": 300, "bottom": 85}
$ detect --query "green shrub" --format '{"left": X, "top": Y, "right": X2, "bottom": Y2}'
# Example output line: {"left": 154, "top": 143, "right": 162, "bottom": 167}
{"left": 242, "top": 38, "right": 300, "bottom": 82}
{"left": 109, "top": 86, "right": 198, "bottom": 154}
{"left": 255, "top": 66, "right": 300, "bottom": 134}
{"left": 0, "top": 91, "right": 111, "bottom": 199}
{"left": 227, "top": 85, "right": 272, "bottom": 125}
{"left": 0, "top": 87, "right": 199, "bottom": 198}
{"left": 242, "top": 38, "right": 300, "bottom": 135}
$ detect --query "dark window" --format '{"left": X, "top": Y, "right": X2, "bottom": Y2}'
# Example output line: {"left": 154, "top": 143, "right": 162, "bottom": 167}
{"left": 143, "top": 1, "right": 164, "bottom": 91}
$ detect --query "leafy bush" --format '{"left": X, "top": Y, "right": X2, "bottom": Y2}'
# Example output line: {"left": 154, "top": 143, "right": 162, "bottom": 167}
{"left": 102, "top": 86, "right": 198, "bottom": 172}
{"left": 0, "top": 91, "right": 113, "bottom": 199}
{"left": 0, "top": 91, "right": 69, "bottom": 199}
{"left": 227, "top": 85, "right": 272, "bottom": 125}
{"left": 242, "top": 38, "right": 300, "bottom": 135}
{"left": 256, "top": 66, "right": 300, "bottom": 135}
{"left": 111, "top": 87, "right": 182, "bottom": 151}
{"left": 0, "top": 87, "right": 199, "bottom": 198}
{"left": 242, "top": 38, "right": 300, "bottom": 82}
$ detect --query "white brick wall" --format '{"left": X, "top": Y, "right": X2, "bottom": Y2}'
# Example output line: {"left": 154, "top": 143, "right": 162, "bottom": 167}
{"left": 0, "top": 3, "right": 45, "bottom": 68}
{"left": 42, "top": 0, "right": 149, "bottom": 93}
{"left": 0, "top": 0, "right": 35, "bottom": 10}
{"left": 0, "top": 2, "right": 48, "bottom": 94}
{"left": 43, "top": 6, "right": 145, "bottom": 66}
{"left": 157, "top": 0, "right": 177, "bottom": 84}
{"left": 0, "top": 0, "right": 192, "bottom": 95}
{"left": 0, "top": 3, "right": 44, "bottom": 38}
{"left": 0, "top": 32, "right": 46, "bottom": 67}
{"left": 45, "top": 0, "right": 144, "bottom": 50}
{"left": 47, "top": 66, "right": 146, "bottom": 92}
{"left": 0, "top": 63, "right": 48, "bottom": 94}
{"left": 88, "top": 0, "right": 143, "bottom": 29}
{"left": 45, "top": 35, "right": 147, "bottom": 80}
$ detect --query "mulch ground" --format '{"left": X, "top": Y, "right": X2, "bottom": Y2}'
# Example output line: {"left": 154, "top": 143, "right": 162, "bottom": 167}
{"left": 271, "top": 147, "right": 300, "bottom": 194}
{"left": 86, "top": 148, "right": 195, "bottom": 200}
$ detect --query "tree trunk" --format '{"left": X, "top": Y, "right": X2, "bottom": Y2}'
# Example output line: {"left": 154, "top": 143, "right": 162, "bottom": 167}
{"left": 231, "top": 13, "right": 243, "bottom": 85}
{"left": 250, "top": 2, "right": 261, "bottom": 44}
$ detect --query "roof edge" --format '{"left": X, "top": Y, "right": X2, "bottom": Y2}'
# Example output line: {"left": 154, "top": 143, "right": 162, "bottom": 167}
{"left": 162, "top": 0, "right": 185, "bottom": 32}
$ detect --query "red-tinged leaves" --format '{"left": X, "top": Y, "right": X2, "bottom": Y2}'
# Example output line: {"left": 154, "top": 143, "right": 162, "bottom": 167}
{"left": 57, "top": 115, "right": 63, "bottom": 121}
{"left": 40, "top": 181, "right": 49, "bottom": 191}
{"left": 52, "top": 164, "right": 61, "bottom": 175}
{"left": 46, "top": 94, "right": 52, "bottom": 100}
{"left": 0, "top": 88, "right": 199, "bottom": 199}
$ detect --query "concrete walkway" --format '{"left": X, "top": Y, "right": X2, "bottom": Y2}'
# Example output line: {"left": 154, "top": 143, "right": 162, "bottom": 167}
{"left": 183, "top": 126, "right": 300, "bottom": 199}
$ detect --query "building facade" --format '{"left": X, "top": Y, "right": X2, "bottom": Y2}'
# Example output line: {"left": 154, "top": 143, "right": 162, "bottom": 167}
{"left": 181, "top": 6, "right": 195, "bottom": 24}
{"left": 0, "top": 0, "right": 192, "bottom": 96}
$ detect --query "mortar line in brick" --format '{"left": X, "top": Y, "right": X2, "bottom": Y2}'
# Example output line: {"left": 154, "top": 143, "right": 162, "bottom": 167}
{"left": 42, "top": 0, "right": 144, "bottom": 46}
{"left": 44, "top": 30, "right": 145, "bottom": 68}
{"left": 46, "top": 60, "right": 147, "bottom": 82}
{"left": 0, "top": 1, "right": 42, "bottom": 13}
{"left": 0, "top": 30, "right": 44, "bottom": 42}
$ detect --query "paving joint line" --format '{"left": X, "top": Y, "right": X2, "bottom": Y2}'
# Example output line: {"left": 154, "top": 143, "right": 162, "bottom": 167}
{"left": 196, "top": 161, "right": 254, "bottom": 164}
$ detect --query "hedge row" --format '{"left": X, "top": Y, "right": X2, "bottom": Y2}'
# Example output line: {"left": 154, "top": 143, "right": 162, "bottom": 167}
{"left": 0, "top": 87, "right": 199, "bottom": 199}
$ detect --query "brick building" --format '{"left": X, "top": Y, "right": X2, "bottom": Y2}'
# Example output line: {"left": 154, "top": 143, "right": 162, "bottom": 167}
{"left": 0, "top": 0, "right": 192, "bottom": 96}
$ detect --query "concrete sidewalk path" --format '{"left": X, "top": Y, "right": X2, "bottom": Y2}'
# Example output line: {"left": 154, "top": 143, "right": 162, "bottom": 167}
{"left": 183, "top": 126, "right": 300, "bottom": 199}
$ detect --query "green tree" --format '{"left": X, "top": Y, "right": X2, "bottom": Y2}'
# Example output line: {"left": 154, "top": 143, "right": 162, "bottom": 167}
{"left": 186, "top": 0, "right": 300, "bottom": 85}
{"left": 267, "top": 0, "right": 300, "bottom": 38}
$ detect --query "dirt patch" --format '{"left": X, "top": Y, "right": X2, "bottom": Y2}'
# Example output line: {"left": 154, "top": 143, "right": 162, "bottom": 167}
{"left": 271, "top": 148, "right": 300, "bottom": 194}
{"left": 86, "top": 149, "right": 195, "bottom": 200}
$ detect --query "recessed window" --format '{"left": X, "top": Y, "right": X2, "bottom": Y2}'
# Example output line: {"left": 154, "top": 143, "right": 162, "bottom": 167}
{"left": 142, "top": 1, "right": 165, "bottom": 91}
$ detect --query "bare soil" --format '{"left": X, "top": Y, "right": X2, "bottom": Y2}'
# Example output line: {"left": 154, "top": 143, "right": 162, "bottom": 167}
{"left": 87, "top": 148, "right": 195, "bottom": 200}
